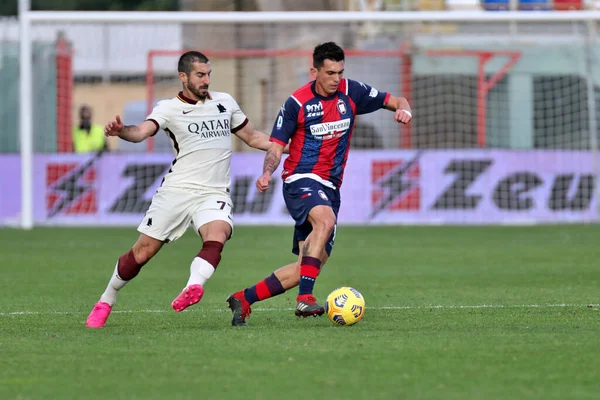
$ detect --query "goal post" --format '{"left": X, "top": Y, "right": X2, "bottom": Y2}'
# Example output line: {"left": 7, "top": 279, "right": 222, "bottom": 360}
{"left": 14, "top": 9, "right": 600, "bottom": 228}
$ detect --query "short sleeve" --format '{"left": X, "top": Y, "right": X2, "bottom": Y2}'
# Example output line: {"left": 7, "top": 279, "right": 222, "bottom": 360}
{"left": 347, "top": 79, "right": 390, "bottom": 115}
{"left": 146, "top": 101, "right": 170, "bottom": 134}
{"left": 229, "top": 96, "right": 249, "bottom": 133}
{"left": 270, "top": 96, "right": 300, "bottom": 146}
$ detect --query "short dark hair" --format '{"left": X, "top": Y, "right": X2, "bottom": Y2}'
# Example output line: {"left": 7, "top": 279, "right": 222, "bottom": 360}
{"left": 178, "top": 51, "right": 210, "bottom": 75}
{"left": 313, "top": 42, "right": 345, "bottom": 69}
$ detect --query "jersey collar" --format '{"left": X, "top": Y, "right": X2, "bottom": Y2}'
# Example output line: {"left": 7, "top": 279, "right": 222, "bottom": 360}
{"left": 177, "top": 91, "right": 212, "bottom": 104}
{"left": 310, "top": 81, "right": 338, "bottom": 101}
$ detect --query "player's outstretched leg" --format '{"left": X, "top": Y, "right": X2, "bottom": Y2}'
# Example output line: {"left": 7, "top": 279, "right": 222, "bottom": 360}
{"left": 172, "top": 241, "right": 224, "bottom": 312}
{"left": 86, "top": 250, "right": 147, "bottom": 328}
{"left": 86, "top": 234, "right": 160, "bottom": 328}
{"left": 227, "top": 237, "right": 332, "bottom": 325}
{"left": 227, "top": 270, "right": 287, "bottom": 326}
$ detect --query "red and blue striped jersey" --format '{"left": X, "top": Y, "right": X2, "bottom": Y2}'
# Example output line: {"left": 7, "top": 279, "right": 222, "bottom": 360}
{"left": 270, "top": 78, "right": 390, "bottom": 189}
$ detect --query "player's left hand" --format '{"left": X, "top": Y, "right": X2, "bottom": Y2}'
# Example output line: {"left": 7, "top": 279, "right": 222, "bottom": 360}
{"left": 394, "top": 109, "right": 412, "bottom": 124}
{"left": 256, "top": 173, "right": 272, "bottom": 193}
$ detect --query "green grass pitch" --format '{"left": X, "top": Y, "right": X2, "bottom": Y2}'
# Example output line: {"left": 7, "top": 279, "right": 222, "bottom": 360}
{"left": 1, "top": 225, "right": 599, "bottom": 399}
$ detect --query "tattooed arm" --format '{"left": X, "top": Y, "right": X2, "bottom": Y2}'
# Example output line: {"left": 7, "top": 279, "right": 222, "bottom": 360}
{"left": 263, "top": 144, "right": 283, "bottom": 174}
{"left": 256, "top": 142, "right": 285, "bottom": 193}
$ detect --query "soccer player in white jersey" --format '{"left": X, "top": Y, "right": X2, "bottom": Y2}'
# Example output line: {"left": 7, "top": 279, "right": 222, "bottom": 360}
{"left": 86, "top": 51, "right": 278, "bottom": 328}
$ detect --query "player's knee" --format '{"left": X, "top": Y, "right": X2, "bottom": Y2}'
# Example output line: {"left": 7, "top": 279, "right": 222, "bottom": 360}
{"left": 198, "top": 241, "right": 224, "bottom": 269}
{"left": 198, "top": 220, "right": 232, "bottom": 244}
{"left": 131, "top": 235, "right": 162, "bottom": 265}
{"left": 132, "top": 243, "right": 157, "bottom": 265}
{"left": 314, "top": 217, "right": 336, "bottom": 236}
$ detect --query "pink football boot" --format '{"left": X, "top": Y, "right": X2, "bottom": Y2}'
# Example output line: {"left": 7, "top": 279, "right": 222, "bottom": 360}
{"left": 85, "top": 301, "right": 112, "bottom": 328}
{"left": 171, "top": 284, "right": 204, "bottom": 312}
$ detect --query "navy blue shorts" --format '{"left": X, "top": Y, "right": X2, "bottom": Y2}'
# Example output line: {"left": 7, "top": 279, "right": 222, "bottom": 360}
{"left": 282, "top": 178, "right": 341, "bottom": 256}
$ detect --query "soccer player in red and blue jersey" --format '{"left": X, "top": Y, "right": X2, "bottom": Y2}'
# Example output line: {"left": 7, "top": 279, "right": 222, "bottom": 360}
{"left": 226, "top": 42, "right": 412, "bottom": 326}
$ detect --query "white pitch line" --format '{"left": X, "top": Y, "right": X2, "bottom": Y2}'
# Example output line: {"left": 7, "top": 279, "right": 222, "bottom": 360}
{"left": 0, "top": 303, "right": 597, "bottom": 317}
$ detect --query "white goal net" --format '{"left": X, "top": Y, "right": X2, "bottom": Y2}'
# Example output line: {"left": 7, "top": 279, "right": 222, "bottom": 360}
{"left": 4, "top": 13, "right": 599, "bottom": 227}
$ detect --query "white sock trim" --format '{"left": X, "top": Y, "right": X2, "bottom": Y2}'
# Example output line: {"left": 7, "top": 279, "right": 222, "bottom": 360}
{"left": 186, "top": 257, "right": 215, "bottom": 288}
{"left": 99, "top": 261, "right": 128, "bottom": 306}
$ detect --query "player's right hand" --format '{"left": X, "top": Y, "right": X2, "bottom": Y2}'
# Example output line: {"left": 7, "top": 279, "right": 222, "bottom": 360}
{"left": 104, "top": 115, "right": 124, "bottom": 137}
{"left": 256, "top": 173, "right": 272, "bottom": 193}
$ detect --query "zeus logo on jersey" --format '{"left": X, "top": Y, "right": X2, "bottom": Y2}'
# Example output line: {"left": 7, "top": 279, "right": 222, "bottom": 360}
{"left": 306, "top": 102, "right": 323, "bottom": 118}
{"left": 309, "top": 118, "right": 351, "bottom": 140}
{"left": 188, "top": 119, "right": 231, "bottom": 138}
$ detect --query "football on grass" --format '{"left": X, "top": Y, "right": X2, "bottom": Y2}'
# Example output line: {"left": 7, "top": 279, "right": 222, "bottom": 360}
{"left": 325, "top": 287, "right": 365, "bottom": 326}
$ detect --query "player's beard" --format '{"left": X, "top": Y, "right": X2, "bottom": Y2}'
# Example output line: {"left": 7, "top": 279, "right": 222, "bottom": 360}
{"left": 188, "top": 83, "right": 209, "bottom": 100}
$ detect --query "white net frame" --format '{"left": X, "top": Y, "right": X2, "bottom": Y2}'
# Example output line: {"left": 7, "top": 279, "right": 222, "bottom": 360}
{"left": 10, "top": 9, "right": 600, "bottom": 227}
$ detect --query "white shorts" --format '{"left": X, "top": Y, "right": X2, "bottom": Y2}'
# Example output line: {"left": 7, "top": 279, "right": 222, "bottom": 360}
{"left": 137, "top": 187, "right": 233, "bottom": 243}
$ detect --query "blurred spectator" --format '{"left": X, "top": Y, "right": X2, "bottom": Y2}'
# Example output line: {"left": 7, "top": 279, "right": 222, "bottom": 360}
{"left": 73, "top": 104, "right": 107, "bottom": 153}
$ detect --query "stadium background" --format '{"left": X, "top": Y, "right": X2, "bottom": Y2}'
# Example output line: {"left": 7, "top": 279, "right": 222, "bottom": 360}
{"left": 1, "top": 0, "right": 599, "bottom": 227}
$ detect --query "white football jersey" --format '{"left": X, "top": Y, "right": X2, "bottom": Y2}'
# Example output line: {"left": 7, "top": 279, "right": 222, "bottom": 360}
{"left": 146, "top": 91, "right": 248, "bottom": 190}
